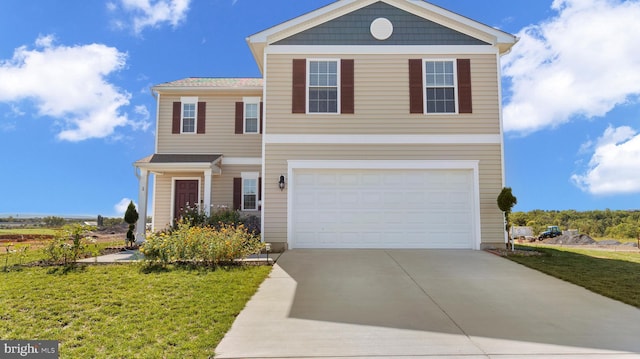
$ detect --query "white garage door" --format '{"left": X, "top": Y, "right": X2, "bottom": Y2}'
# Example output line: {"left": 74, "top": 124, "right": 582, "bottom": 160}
{"left": 291, "top": 168, "right": 476, "bottom": 249}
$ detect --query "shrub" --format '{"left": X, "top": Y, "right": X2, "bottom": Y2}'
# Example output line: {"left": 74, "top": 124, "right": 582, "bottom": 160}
{"left": 141, "top": 222, "right": 264, "bottom": 266}
{"left": 124, "top": 201, "right": 139, "bottom": 247}
{"left": 44, "top": 224, "right": 98, "bottom": 266}
{"left": 208, "top": 208, "right": 242, "bottom": 229}
{"left": 177, "top": 205, "right": 259, "bottom": 234}
{"left": 242, "top": 215, "right": 261, "bottom": 235}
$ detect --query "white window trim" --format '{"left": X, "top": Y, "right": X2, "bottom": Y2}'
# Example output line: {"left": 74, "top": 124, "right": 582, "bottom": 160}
{"left": 306, "top": 58, "right": 341, "bottom": 115}
{"left": 241, "top": 172, "right": 259, "bottom": 211}
{"left": 243, "top": 97, "right": 261, "bottom": 134}
{"left": 180, "top": 96, "right": 198, "bottom": 134}
{"left": 423, "top": 59, "right": 458, "bottom": 115}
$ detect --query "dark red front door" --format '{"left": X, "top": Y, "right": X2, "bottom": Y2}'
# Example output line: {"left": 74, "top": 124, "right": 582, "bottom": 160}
{"left": 174, "top": 180, "right": 199, "bottom": 220}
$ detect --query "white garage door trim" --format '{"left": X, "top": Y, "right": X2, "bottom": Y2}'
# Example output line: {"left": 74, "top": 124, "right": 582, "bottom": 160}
{"left": 287, "top": 160, "right": 481, "bottom": 250}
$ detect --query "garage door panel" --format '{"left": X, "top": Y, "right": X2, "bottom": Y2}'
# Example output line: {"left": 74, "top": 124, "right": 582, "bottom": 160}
{"left": 361, "top": 192, "right": 384, "bottom": 207}
{"left": 339, "top": 174, "right": 360, "bottom": 186}
{"left": 314, "top": 173, "right": 335, "bottom": 185}
{"left": 338, "top": 192, "right": 359, "bottom": 207}
{"left": 449, "top": 212, "right": 472, "bottom": 223}
{"left": 292, "top": 168, "right": 475, "bottom": 249}
{"left": 361, "top": 174, "right": 382, "bottom": 185}
{"left": 383, "top": 174, "right": 404, "bottom": 186}
{"left": 381, "top": 192, "right": 402, "bottom": 207}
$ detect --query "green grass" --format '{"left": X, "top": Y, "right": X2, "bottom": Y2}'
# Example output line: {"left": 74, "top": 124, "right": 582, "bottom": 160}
{"left": 507, "top": 245, "right": 640, "bottom": 308}
{"left": 1, "top": 240, "right": 123, "bottom": 268}
{"left": 0, "top": 228, "right": 59, "bottom": 236}
{"left": 0, "top": 264, "right": 271, "bottom": 358}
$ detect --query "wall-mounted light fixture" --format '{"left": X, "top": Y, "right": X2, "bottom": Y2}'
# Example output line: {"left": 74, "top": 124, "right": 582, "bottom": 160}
{"left": 278, "top": 175, "right": 286, "bottom": 191}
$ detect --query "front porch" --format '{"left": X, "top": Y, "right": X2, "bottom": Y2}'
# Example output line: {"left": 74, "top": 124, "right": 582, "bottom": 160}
{"left": 133, "top": 154, "right": 262, "bottom": 241}
{"left": 133, "top": 154, "right": 222, "bottom": 242}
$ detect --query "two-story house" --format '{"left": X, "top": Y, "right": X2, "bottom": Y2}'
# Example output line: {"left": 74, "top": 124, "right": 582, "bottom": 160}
{"left": 134, "top": 0, "right": 517, "bottom": 251}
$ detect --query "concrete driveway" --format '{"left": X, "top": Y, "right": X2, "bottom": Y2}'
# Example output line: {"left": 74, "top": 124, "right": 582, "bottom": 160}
{"left": 215, "top": 250, "right": 640, "bottom": 358}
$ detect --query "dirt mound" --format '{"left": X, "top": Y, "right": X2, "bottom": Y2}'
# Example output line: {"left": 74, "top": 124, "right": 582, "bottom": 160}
{"left": 543, "top": 234, "right": 596, "bottom": 245}
{"left": 598, "top": 239, "right": 621, "bottom": 246}
{"left": 0, "top": 234, "right": 54, "bottom": 242}
{"left": 96, "top": 223, "right": 128, "bottom": 234}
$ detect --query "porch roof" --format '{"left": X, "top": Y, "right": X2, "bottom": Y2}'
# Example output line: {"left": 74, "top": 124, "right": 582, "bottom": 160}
{"left": 134, "top": 154, "right": 223, "bottom": 172}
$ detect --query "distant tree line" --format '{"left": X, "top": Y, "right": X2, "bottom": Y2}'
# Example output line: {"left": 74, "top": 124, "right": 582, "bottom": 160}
{"left": 511, "top": 209, "right": 640, "bottom": 239}
{"left": 0, "top": 216, "right": 146, "bottom": 229}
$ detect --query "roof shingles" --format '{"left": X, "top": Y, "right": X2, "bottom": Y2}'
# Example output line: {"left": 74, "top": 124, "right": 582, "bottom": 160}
{"left": 154, "top": 77, "right": 263, "bottom": 89}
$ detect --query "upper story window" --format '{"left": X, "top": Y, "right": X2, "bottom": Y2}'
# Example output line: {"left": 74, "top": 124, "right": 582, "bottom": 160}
{"left": 425, "top": 60, "right": 456, "bottom": 114}
{"left": 172, "top": 97, "right": 206, "bottom": 134}
{"left": 244, "top": 97, "right": 260, "bottom": 134}
{"left": 308, "top": 59, "right": 339, "bottom": 113}
{"left": 181, "top": 97, "right": 198, "bottom": 134}
{"left": 292, "top": 58, "right": 354, "bottom": 115}
{"left": 408, "top": 58, "right": 472, "bottom": 115}
{"left": 182, "top": 104, "right": 196, "bottom": 133}
{"left": 235, "top": 98, "right": 262, "bottom": 134}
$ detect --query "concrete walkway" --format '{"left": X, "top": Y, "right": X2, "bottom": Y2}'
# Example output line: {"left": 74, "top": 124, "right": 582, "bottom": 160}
{"left": 76, "top": 250, "right": 279, "bottom": 264}
{"left": 215, "top": 249, "right": 640, "bottom": 358}
{"left": 77, "top": 249, "right": 144, "bottom": 263}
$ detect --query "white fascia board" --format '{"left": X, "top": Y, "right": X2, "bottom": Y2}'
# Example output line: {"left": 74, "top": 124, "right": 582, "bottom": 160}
{"left": 265, "top": 134, "right": 501, "bottom": 145}
{"left": 248, "top": 0, "right": 516, "bottom": 46}
{"left": 247, "top": 0, "right": 360, "bottom": 44}
{"left": 266, "top": 44, "right": 499, "bottom": 55}
{"left": 135, "top": 162, "right": 219, "bottom": 172}
{"left": 406, "top": 0, "right": 517, "bottom": 45}
{"left": 222, "top": 157, "right": 262, "bottom": 165}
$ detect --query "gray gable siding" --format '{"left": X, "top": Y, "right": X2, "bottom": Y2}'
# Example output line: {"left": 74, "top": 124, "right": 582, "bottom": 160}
{"left": 274, "top": 2, "right": 488, "bottom": 46}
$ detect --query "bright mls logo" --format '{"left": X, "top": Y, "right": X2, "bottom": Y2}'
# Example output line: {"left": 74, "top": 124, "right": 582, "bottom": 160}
{"left": 1, "top": 341, "right": 58, "bottom": 358}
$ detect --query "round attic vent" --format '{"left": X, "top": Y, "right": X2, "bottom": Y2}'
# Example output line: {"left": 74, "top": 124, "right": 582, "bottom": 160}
{"left": 370, "top": 17, "right": 393, "bottom": 40}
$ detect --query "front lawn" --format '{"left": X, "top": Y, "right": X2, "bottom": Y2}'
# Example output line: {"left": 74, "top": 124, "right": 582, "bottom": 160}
{"left": 0, "top": 264, "right": 271, "bottom": 358}
{"left": 1, "top": 240, "right": 123, "bottom": 268}
{"left": 505, "top": 245, "right": 640, "bottom": 308}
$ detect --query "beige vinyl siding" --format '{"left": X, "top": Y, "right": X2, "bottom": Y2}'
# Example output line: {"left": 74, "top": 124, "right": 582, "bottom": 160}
{"left": 156, "top": 92, "right": 262, "bottom": 157}
{"left": 153, "top": 172, "right": 205, "bottom": 231}
{"left": 265, "top": 53, "right": 500, "bottom": 135}
{"left": 152, "top": 165, "right": 261, "bottom": 231}
{"left": 263, "top": 143, "right": 504, "bottom": 248}
{"left": 211, "top": 165, "right": 262, "bottom": 211}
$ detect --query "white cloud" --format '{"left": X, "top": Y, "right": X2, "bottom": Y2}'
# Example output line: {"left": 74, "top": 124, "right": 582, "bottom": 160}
{"left": 0, "top": 35, "right": 132, "bottom": 141}
{"left": 7, "top": 104, "right": 25, "bottom": 118}
{"left": 571, "top": 125, "right": 640, "bottom": 195}
{"left": 115, "top": 198, "right": 136, "bottom": 216}
{"left": 116, "top": 0, "right": 191, "bottom": 34}
{"left": 502, "top": 0, "right": 640, "bottom": 134}
{"left": 0, "top": 121, "right": 16, "bottom": 132}
{"left": 131, "top": 105, "right": 151, "bottom": 131}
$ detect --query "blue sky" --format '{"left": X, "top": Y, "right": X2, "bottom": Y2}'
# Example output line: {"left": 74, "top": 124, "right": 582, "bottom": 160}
{"left": 1, "top": 0, "right": 639, "bottom": 217}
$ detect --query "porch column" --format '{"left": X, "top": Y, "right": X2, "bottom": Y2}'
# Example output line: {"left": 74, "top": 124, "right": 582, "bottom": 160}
{"left": 204, "top": 168, "right": 212, "bottom": 215}
{"left": 135, "top": 167, "right": 149, "bottom": 244}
